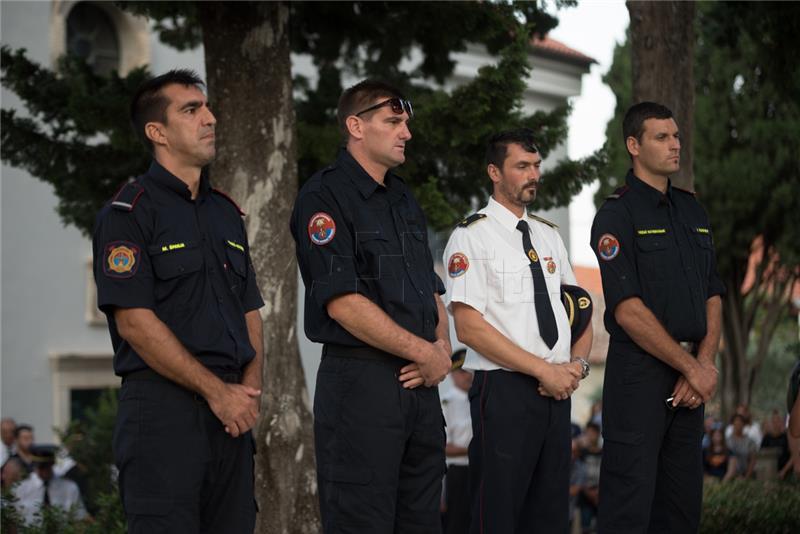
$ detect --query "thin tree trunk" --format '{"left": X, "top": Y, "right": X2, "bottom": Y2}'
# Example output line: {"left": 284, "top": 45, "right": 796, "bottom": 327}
{"left": 627, "top": 0, "right": 695, "bottom": 191}
{"left": 196, "top": 2, "right": 320, "bottom": 532}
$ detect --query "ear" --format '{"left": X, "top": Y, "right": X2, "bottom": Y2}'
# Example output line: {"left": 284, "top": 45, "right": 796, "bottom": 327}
{"left": 487, "top": 163, "right": 502, "bottom": 185}
{"left": 345, "top": 115, "right": 364, "bottom": 141}
{"left": 145, "top": 122, "right": 167, "bottom": 147}
{"left": 625, "top": 136, "right": 640, "bottom": 158}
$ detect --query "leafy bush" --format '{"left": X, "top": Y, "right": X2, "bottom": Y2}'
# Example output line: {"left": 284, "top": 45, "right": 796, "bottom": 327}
{"left": 701, "top": 479, "right": 800, "bottom": 534}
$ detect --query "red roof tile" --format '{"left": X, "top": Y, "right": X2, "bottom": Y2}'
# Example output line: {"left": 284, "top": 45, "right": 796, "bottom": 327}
{"left": 531, "top": 36, "right": 596, "bottom": 67}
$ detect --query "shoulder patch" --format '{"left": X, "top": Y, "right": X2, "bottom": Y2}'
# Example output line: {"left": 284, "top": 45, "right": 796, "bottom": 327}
{"left": 457, "top": 213, "right": 487, "bottom": 228}
{"left": 527, "top": 213, "right": 558, "bottom": 229}
{"left": 212, "top": 188, "right": 245, "bottom": 216}
{"left": 111, "top": 180, "right": 144, "bottom": 212}
{"left": 606, "top": 185, "right": 630, "bottom": 200}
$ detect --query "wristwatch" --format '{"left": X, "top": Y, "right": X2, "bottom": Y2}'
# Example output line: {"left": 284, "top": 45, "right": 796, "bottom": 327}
{"left": 573, "top": 357, "right": 590, "bottom": 379}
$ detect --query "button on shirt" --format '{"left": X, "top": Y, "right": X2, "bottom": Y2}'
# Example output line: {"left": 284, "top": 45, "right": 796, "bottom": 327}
{"left": 290, "top": 149, "right": 445, "bottom": 345}
{"left": 590, "top": 171, "right": 725, "bottom": 343}
{"left": 443, "top": 197, "right": 577, "bottom": 370}
{"left": 93, "top": 160, "right": 264, "bottom": 376}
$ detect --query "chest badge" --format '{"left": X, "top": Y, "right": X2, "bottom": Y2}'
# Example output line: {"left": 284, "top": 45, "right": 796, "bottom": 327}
{"left": 597, "top": 233, "right": 620, "bottom": 261}
{"left": 448, "top": 252, "right": 469, "bottom": 278}
{"left": 546, "top": 259, "right": 556, "bottom": 274}
{"left": 104, "top": 241, "right": 140, "bottom": 278}
{"left": 308, "top": 212, "right": 336, "bottom": 246}
{"left": 528, "top": 250, "right": 539, "bottom": 263}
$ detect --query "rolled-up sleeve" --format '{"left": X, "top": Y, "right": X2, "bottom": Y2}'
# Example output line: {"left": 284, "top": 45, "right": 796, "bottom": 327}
{"left": 443, "top": 228, "right": 488, "bottom": 315}
{"left": 92, "top": 209, "right": 155, "bottom": 314}
{"left": 590, "top": 207, "right": 640, "bottom": 314}
{"left": 292, "top": 190, "right": 358, "bottom": 308}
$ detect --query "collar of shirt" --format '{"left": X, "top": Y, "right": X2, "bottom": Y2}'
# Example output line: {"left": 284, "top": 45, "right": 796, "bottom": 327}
{"left": 148, "top": 159, "right": 211, "bottom": 201}
{"left": 484, "top": 195, "right": 526, "bottom": 233}
{"left": 336, "top": 148, "right": 405, "bottom": 202}
{"left": 626, "top": 169, "right": 674, "bottom": 207}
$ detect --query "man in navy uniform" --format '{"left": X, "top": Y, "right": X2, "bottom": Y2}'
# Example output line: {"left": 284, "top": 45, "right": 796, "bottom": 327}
{"left": 291, "top": 79, "right": 451, "bottom": 533}
{"left": 591, "top": 102, "right": 725, "bottom": 533}
{"left": 93, "top": 69, "right": 264, "bottom": 533}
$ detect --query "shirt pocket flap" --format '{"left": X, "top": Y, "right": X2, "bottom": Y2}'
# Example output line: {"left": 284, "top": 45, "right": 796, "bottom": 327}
{"left": 149, "top": 242, "right": 202, "bottom": 280}
{"left": 224, "top": 240, "right": 247, "bottom": 276}
{"left": 635, "top": 235, "right": 668, "bottom": 252}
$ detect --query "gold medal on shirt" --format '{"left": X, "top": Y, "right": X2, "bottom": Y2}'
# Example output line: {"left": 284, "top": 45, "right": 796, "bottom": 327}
{"left": 528, "top": 250, "right": 538, "bottom": 263}
{"left": 547, "top": 260, "right": 556, "bottom": 274}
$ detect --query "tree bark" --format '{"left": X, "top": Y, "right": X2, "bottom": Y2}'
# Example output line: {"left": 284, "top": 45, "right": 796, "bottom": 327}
{"left": 627, "top": 0, "right": 695, "bottom": 191}
{"left": 196, "top": 2, "right": 320, "bottom": 532}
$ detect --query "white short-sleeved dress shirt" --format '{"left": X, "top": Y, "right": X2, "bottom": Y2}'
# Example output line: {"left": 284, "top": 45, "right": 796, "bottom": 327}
{"left": 443, "top": 197, "right": 577, "bottom": 371}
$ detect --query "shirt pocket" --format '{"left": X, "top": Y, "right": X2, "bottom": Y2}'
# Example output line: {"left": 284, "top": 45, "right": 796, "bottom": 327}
{"left": 355, "top": 227, "right": 398, "bottom": 280}
{"left": 224, "top": 239, "right": 248, "bottom": 293}
{"left": 692, "top": 228, "right": 714, "bottom": 277}
{"left": 147, "top": 241, "right": 203, "bottom": 305}
{"left": 635, "top": 234, "right": 670, "bottom": 281}
{"left": 489, "top": 258, "right": 530, "bottom": 304}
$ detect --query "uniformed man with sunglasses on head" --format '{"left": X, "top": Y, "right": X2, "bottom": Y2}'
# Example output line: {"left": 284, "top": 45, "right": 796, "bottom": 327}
{"left": 290, "top": 80, "right": 452, "bottom": 533}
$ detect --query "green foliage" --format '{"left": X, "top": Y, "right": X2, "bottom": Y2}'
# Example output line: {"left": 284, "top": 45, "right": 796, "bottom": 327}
{"left": 700, "top": 479, "right": 800, "bottom": 534}
{"left": 57, "top": 389, "right": 118, "bottom": 515}
{"left": 2, "top": 0, "right": 598, "bottom": 235}
{"left": 594, "top": 31, "right": 631, "bottom": 205}
{"left": 0, "top": 48, "right": 149, "bottom": 234}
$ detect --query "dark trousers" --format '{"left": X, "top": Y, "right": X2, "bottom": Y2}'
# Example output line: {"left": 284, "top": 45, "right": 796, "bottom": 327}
{"left": 444, "top": 464, "right": 470, "bottom": 534}
{"left": 468, "top": 370, "right": 571, "bottom": 534}
{"left": 598, "top": 343, "right": 704, "bottom": 534}
{"left": 114, "top": 376, "right": 256, "bottom": 534}
{"left": 314, "top": 355, "right": 446, "bottom": 534}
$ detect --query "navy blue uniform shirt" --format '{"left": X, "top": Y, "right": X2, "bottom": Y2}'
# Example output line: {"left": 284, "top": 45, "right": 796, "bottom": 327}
{"left": 591, "top": 170, "right": 725, "bottom": 343}
{"left": 93, "top": 160, "right": 264, "bottom": 376}
{"left": 290, "top": 148, "right": 445, "bottom": 345}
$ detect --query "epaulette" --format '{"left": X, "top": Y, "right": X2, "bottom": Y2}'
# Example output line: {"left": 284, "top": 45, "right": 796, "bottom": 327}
{"left": 527, "top": 213, "right": 558, "bottom": 229}
{"left": 606, "top": 185, "right": 629, "bottom": 200}
{"left": 111, "top": 179, "right": 144, "bottom": 212}
{"left": 212, "top": 188, "right": 245, "bottom": 216}
{"left": 457, "top": 213, "right": 487, "bottom": 228}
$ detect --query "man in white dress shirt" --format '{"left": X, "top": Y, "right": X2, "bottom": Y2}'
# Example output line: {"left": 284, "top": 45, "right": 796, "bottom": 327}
{"left": 443, "top": 128, "right": 592, "bottom": 533}
{"left": 12, "top": 445, "right": 88, "bottom": 525}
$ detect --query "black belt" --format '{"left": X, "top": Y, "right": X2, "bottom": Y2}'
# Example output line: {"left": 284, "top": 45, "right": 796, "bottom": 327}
{"left": 123, "top": 367, "right": 242, "bottom": 384}
{"left": 323, "top": 344, "right": 412, "bottom": 369}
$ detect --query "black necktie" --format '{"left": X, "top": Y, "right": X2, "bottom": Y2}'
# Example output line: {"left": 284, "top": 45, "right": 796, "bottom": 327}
{"left": 516, "top": 219, "right": 558, "bottom": 349}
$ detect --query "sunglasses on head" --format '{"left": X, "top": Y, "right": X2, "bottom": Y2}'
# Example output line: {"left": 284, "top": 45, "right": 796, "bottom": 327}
{"left": 354, "top": 97, "right": 414, "bottom": 118}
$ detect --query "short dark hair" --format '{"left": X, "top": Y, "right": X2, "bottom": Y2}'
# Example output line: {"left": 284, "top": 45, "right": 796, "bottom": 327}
{"left": 622, "top": 101, "right": 674, "bottom": 156}
{"left": 130, "top": 69, "right": 205, "bottom": 153}
{"left": 337, "top": 79, "right": 404, "bottom": 138}
{"left": 485, "top": 128, "right": 539, "bottom": 168}
{"left": 14, "top": 424, "right": 32, "bottom": 438}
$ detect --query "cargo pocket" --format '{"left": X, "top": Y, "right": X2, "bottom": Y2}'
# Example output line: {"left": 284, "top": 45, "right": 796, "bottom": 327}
{"left": 601, "top": 428, "right": 644, "bottom": 482}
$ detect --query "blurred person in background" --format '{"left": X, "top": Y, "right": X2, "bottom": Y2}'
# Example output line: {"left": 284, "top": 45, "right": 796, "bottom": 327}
{"left": 0, "top": 418, "right": 16, "bottom": 466}
{"left": 703, "top": 428, "right": 737, "bottom": 483}
{"left": 727, "top": 414, "right": 757, "bottom": 478}
{"left": 760, "top": 409, "right": 791, "bottom": 479}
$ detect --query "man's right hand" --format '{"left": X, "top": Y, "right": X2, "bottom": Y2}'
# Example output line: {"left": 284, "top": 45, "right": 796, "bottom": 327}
{"left": 207, "top": 383, "right": 261, "bottom": 437}
{"left": 417, "top": 339, "right": 451, "bottom": 387}
{"left": 685, "top": 360, "right": 718, "bottom": 402}
{"left": 538, "top": 362, "right": 581, "bottom": 400}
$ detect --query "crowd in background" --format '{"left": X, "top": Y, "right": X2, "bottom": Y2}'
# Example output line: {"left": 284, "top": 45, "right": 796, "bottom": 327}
{"left": 0, "top": 418, "right": 88, "bottom": 527}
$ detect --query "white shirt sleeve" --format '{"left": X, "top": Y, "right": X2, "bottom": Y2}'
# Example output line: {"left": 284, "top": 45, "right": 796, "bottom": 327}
{"left": 443, "top": 228, "right": 489, "bottom": 315}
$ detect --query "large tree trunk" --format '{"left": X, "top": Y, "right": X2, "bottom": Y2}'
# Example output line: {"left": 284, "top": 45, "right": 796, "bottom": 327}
{"left": 196, "top": 2, "right": 320, "bottom": 533}
{"left": 627, "top": 0, "right": 695, "bottom": 191}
